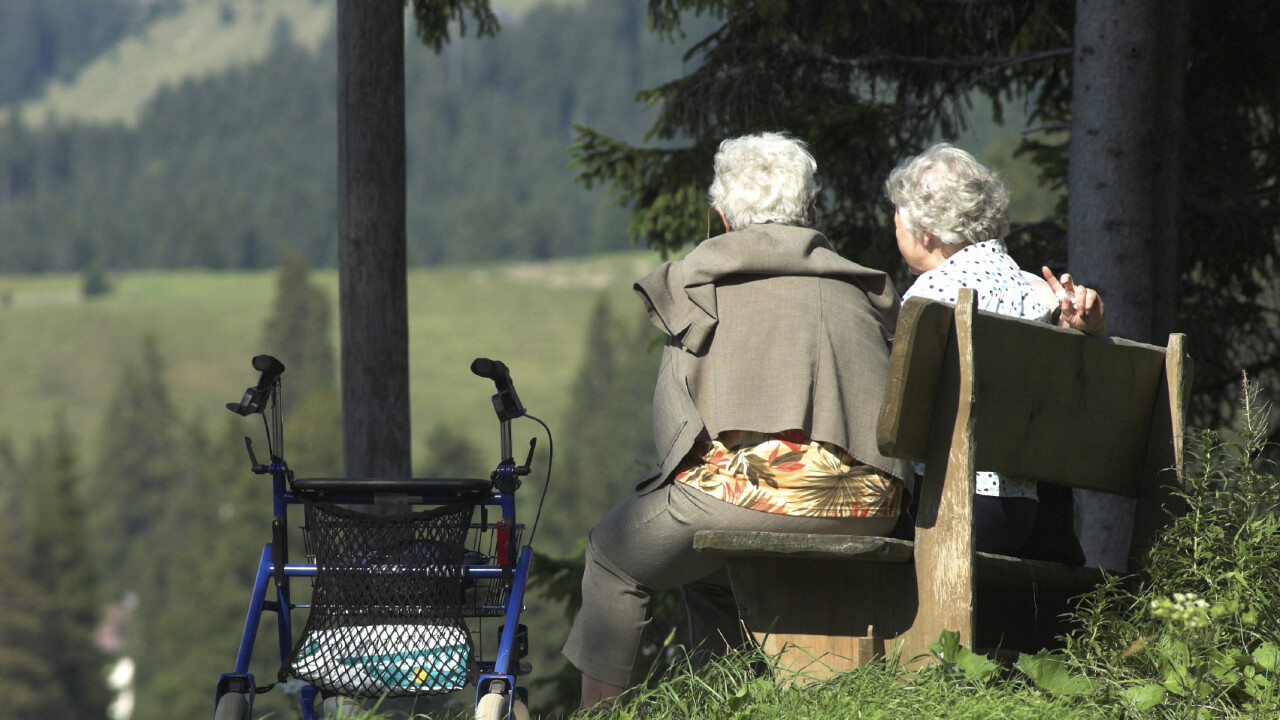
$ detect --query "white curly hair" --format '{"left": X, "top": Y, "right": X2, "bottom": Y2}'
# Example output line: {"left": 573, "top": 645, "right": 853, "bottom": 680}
{"left": 885, "top": 142, "right": 1010, "bottom": 246}
{"left": 708, "top": 132, "right": 820, "bottom": 230}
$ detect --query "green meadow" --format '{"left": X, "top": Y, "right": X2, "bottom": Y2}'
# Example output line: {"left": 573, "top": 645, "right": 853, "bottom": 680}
{"left": 0, "top": 251, "right": 661, "bottom": 473}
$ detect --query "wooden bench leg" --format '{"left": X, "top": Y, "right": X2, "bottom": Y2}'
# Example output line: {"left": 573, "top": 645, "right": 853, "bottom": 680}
{"left": 755, "top": 630, "right": 886, "bottom": 686}
{"left": 723, "top": 557, "right": 916, "bottom": 684}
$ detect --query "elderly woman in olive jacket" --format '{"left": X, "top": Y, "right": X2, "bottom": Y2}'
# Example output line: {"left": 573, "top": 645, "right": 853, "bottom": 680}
{"left": 563, "top": 133, "right": 913, "bottom": 709}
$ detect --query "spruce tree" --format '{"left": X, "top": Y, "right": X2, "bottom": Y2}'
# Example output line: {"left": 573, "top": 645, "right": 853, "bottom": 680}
{"left": 259, "top": 250, "right": 336, "bottom": 403}
{"left": 0, "top": 514, "right": 65, "bottom": 720}
{"left": 551, "top": 296, "right": 661, "bottom": 551}
{"left": 528, "top": 296, "right": 673, "bottom": 715}
{"left": 129, "top": 417, "right": 291, "bottom": 720}
{"left": 23, "top": 413, "right": 111, "bottom": 719}
{"left": 258, "top": 251, "right": 342, "bottom": 477}
{"left": 87, "top": 334, "right": 180, "bottom": 601}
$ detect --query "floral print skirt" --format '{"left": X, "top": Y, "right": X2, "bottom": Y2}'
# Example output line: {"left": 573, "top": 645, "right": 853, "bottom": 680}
{"left": 674, "top": 429, "right": 903, "bottom": 518}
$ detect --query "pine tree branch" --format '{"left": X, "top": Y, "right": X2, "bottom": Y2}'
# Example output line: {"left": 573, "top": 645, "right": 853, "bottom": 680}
{"left": 862, "top": 47, "right": 1071, "bottom": 70}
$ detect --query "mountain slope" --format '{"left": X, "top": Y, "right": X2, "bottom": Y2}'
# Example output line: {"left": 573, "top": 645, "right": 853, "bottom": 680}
{"left": 9, "top": 0, "right": 333, "bottom": 127}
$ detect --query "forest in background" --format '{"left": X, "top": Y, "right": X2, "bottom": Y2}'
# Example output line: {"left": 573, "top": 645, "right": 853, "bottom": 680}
{"left": 0, "top": 0, "right": 704, "bottom": 273}
{"left": 0, "top": 0, "right": 1054, "bottom": 277}
{"left": 0, "top": 2, "right": 689, "bottom": 717}
{"left": 0, "top": 1, "right": 1138, "bottom": 718}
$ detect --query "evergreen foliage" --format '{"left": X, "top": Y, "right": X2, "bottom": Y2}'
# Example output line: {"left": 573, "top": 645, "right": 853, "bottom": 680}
{"left": 574, "top": 0, "right": 1280, "bottom": 439}
{"left": 0, "top": 515, "right": 62, "bottom": 720}
{"left": 0, "top": 0, "right": 698, "bottom": 273}
{"left": 525, "top": 295, "right": 686, "bottom": 715}
{"left": 106, "top": 250, "right": 347, "bottom": 718}
{"left": 259, "top": 251, "right": 336, "bottom": 402}
{"left": 258, "top": 251, "right": 343, "bottom": 477}
{"left": 0, "top": 0, "right": 141, "bottom": 105}
{"left": 21, "top": 413, "right": 111, "bottom": 720}
{"left": 86, "top": 335, "right": 181, "bottom": 601}
{"left": 406, "top": 0, "right": 499, "bottom": 53}
{"left": 571, "top": 0, "right": 1070, "bottom": 272}
{"left": 81, "top": 259, "right": 112, "bottom": 297}
{"left": 421, "top": 421, "right": 487, "bottom": 477}
{"left": 129, "top": 416, "right": 298, "bottom": 720}
{"left": 545, "top": 295, "right": 660, "bottom": 548}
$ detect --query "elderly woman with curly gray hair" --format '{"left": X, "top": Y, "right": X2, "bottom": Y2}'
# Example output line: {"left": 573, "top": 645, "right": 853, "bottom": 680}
{"left": 885, "top": 141, "right": 1104, "bottom": 565}
{"left": 562, "top": 132, "right": 914, "bottom": 709}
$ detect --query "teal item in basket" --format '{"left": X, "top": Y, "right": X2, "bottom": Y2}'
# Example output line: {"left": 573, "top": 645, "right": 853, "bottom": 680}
{"left": 291, "top": 624, "right": 473, "bottom": 695}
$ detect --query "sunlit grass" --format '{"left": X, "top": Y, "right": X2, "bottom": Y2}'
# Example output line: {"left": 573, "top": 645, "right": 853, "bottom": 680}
{"left": 0, "top": 252, "right": 655, "bottom": 478}
{"left": 331, "top": 646, "right": 1118, "bottom": 720}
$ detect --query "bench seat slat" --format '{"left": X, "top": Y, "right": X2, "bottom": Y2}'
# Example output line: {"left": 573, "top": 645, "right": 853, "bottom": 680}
{"left": 695, "top": 529, "right": 1104, "bottom": 591}
{"left": 693, "top": 530, "right": 914, "bottom": 562}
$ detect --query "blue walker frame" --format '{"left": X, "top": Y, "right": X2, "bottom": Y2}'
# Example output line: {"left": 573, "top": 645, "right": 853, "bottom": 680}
{"left": 213, "top": 355, "right": 539, "bottom": 719}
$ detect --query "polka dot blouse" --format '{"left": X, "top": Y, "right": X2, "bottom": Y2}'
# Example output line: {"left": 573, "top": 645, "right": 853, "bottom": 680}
{"left": 903, "top": 239, "right": 1053, "bottom": 499}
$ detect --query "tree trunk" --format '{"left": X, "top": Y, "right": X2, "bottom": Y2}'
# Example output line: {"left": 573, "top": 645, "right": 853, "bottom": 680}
{"left": 337, "top": 0, "right": 410, "bottom": 478}
{"left": 1067, "top": 0, "right": 1188, "bottom": 571}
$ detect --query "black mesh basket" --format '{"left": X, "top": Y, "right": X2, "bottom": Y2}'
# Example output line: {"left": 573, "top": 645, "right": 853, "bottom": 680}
{"left": 463, "top": 522, "right": 524, "bottom": 617}
{"left": 280, "top": 501, "right": 478, "bottom": 697}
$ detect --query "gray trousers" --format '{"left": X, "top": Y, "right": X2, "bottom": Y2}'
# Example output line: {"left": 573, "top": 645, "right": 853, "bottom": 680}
{"left": 561, "top": 481, "right": 897, "bottom": 687}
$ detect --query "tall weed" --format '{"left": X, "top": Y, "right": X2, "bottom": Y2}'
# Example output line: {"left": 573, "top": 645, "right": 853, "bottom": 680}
{"left": 1064, "top": 374, "right": 1280, "bottom": 717}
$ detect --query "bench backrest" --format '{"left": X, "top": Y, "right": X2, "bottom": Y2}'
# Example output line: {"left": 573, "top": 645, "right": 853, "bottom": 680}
{"left": 877, "top": 289, "right": 1190, "bottom": 567}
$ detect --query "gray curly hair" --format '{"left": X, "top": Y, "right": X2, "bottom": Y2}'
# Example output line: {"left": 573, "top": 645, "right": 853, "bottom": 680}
{"left": 885, "top": 142, "right": 1010, "bottom": 246}
{"left": 708, "top": 132, "right": 820, "bottom": 230}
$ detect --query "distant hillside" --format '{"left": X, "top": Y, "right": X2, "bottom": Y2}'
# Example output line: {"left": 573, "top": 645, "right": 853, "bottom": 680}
{"left": 0, "top": 0, "right": 1053, "bottom": 279}
{"left": 2, "top": 0, "right": 581, "bottom": 127}
{"left": 0, "top": 0, "right": 699, "bottom": 274}
{"left": 0, "top": 0, "right": 136, "bottom": 107}
{"left": 9, "top": 0, "right": 332, "bottom": 126}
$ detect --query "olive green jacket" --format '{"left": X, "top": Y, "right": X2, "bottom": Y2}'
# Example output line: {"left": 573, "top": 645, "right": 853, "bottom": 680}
{"left": 633, "top": 223, "right": 913, "bottom": 493}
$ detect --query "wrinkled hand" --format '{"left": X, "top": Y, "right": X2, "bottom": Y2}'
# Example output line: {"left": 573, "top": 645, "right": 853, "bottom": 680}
{"left": 1042, "top": 266, "right": 1106, "bottom": 336}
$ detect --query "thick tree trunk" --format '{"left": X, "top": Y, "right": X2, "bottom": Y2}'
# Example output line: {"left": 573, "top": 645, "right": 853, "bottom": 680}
{"left": 337, "top": 0, "right": 410, "bottom": 478}
{"left": 1067, "top": 0, "right": 1188, "bottom": 571}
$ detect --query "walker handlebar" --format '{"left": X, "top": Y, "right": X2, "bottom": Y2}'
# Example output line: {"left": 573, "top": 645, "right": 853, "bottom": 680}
{"left": 471, "top": 357, "right": 526, "bottom": 422}
{"left": 226, "top": 354, "right": 286, "bottom": 416}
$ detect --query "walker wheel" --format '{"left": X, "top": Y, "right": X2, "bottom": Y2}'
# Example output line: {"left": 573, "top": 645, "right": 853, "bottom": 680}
{"left": 475, "top": 685, "right": 530, "bottom": 720}
{"left": 213, "top": 692, "right": 248, "bottom": 720}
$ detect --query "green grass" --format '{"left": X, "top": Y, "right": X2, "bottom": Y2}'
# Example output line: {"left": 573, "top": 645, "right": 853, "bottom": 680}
{"left": 0, "top": 251, "right": 656, "bottom": 478}
{"left": 331, "top": 647, "right": 1120, "bottom": 720}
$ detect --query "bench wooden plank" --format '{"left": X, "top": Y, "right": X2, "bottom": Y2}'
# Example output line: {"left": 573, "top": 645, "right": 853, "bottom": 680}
{"left": 880, "top": 297, "right": 1173, "bottom": 497}
{"left": 719, "top": 552, "right": 914, "bottom": 682}
{"left": 692, "top": 530, "right": 914, "bottom": 563}
{"left": 695, "top": 529, "right": 1104, "bottom": 589}
{"left": 905, "top": 290, "right": 978, "bottom": 661}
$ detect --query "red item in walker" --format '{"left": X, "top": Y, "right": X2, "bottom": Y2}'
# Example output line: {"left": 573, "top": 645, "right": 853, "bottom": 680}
{"left": 495, "top": 519, "right": 512, "bottom": 566}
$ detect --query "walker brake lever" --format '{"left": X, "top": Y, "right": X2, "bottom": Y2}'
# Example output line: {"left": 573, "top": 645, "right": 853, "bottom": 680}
{"left": 516, "top": 437, "right": 537, "bottom": 476}
{"left": 244, "top": 437, "right": 268, "bottom": 474}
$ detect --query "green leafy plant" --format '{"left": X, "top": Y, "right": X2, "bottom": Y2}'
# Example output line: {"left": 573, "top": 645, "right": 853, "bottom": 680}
{"left": 1061, "top": 374, "right": 1280, "bottom": 717}
{"left": 927, "top": 629, "right": 1002, "bottom": 685}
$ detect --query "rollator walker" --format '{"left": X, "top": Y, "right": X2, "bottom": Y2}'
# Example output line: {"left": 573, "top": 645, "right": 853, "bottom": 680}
{"left": 214, "top": 355, "right": 547, "bottom": 720}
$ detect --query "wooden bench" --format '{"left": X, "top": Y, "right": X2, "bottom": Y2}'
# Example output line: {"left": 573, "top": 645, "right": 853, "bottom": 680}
{"left": 694, "top": 288, "right": 1191, "bottom": 680}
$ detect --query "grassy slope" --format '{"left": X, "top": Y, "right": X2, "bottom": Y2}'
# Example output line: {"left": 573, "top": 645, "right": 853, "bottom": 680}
{"left": 7, "top": 0, "right": 581, "bottom": 127}
{"left": 0, "top": 252, "right": 657, "bottom": 477}
{"left": 14, "top": 0, "right": 334, "bottom": 126}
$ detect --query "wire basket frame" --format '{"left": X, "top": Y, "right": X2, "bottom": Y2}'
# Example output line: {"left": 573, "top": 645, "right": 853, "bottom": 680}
{"left": 280, "top": 501, "right": 478, "bottom": 697}
{"left": 462, "top": 521, "right": 525, "bottom": 617}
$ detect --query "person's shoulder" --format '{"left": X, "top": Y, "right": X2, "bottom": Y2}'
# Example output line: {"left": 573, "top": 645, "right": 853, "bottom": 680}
{"left": 903, "top": 265, "right": 957, "bottom": 302}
